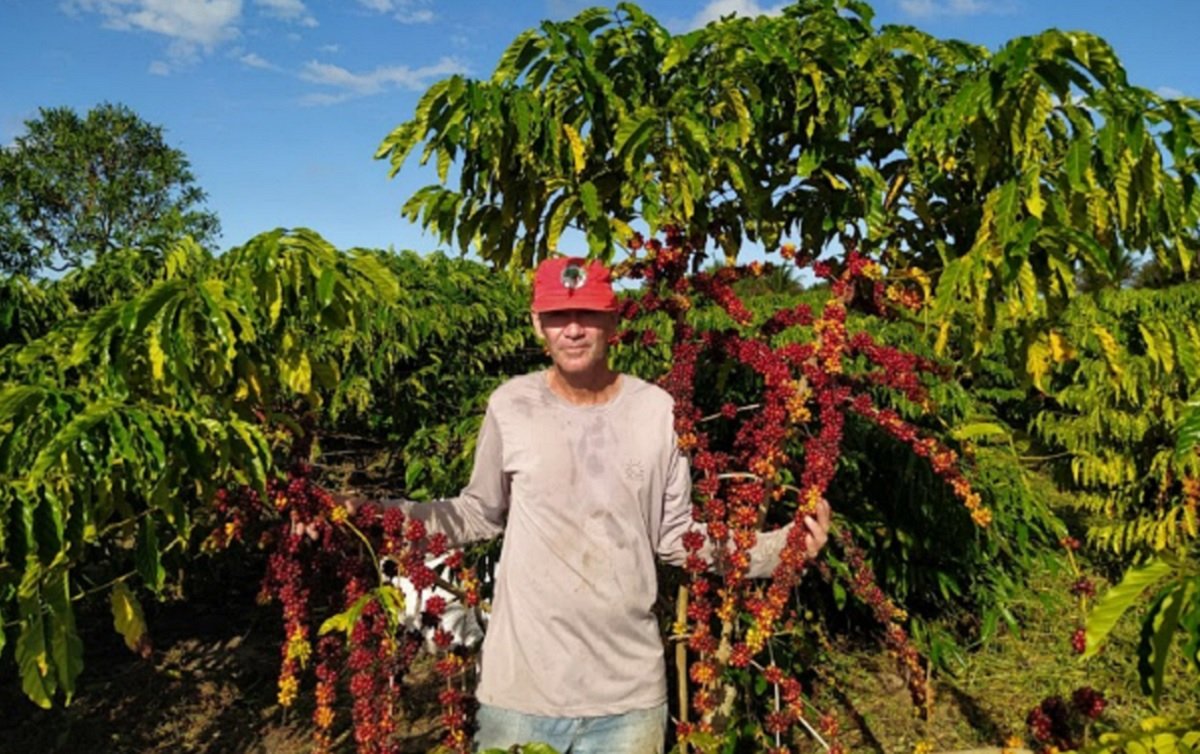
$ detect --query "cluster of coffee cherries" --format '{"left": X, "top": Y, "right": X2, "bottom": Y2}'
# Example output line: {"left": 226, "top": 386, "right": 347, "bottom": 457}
{"left": 208, "top": 464, "right": 480, "bottom": 754}
{"left": 1056, "top": 536, "right": 1093, "bottom": 656}
{"left": 1015, "top": 536, "right": 1109, "bottom": 753}
{"left": 615, "top": 230, "right": 991, "bottom": 751}
{"left": 1026, "top": 687, "right": 1107, "bottom": 752}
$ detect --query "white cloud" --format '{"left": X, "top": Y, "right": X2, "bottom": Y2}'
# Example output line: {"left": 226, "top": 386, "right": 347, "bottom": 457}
{"left": 254, "top": 0, "right": 316, "bottom": 27}
{"left": 394, "top": 8, "right": 433, "bottom": 23}
{"left": 299, "top": 56, "right": 466, "bottom": 104}
{"left": 319, "top": 43, "right": 340, "bottom": 53}
{"left": 1157, "top": 86, "right": 1185, "bottom": 99}
{"left": 299, "top": 92, "right": 353, "bottom": 106}
{"left": 64, "top": 0, "right": 243, "bottom": 46}
{"left": 691, "top": 0, "right": 788, "bottom": 27}
{"left": 63, "top": 0, "right": 242, "bottom": 71}
{"left": 61, "top": 0, "right": 327, "bottom": 73}
{"left": 356, "top": 0, "right": 434, "bottom": 24}
{"left": 897, "top": 0, "right": 1009, "bottom": 18}
{"left": 239, "top": 51, "right": 278, "bottom": 69}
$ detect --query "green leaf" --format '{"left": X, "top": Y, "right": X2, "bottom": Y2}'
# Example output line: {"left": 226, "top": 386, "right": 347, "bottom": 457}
{"left": 17, "top": 564, "right": 54, "bottom": 708}
{"left": 1181, "top": 586, "right": 1200, "bottom": 672}
{"left": 612, "top": 108, "right": 656, "bottom": 166}
{"left": 317, "top": 267, "right": 335, "bottom": 308}
{"left": 951, "top": 422, "right": 1011, "bottom": 442}
{"left": 136, "top": 516, "right": 165, "bottom": 593}
{"left": 1137, "top": 582, "right": 1188, "bottom": 704}
{"left": 579, "top": 181, "right": 601, "bottom": 222}
{"left": 993, "top": 180, "right": 1021, "bottom": 245}
{"left": 1064, "top": 137, "right": 1091, "bottom": 192}
{"left": 662, "top": 34, "right": 699, "bottom": 73}
{"left": 33, "top": 490, "right": 65, "bottom": 564}
{"left": 319, "top": 592, "right": 374, "bottom": 638}
{"left": 376, "top": 585, "right": 406, "bottom": 633}
{"left": 1176, "top": 402, "right": 1200, "bottom": 459}
{"left": 544, "top": 194, "right": 576, "bottom": 255}
{"left": 44, "top": 566, "right": 83, "bottom": 703}
{"left": 0, "top": 385, "right": 47, "bottom": 423}
{"left": 128, "top": 410, "right": 166, "bottom": 469}
{"left": 673, "top": 114, "right": 710, "bottom": 154}
{"left": 1062, "top": 227, "right": 1115, "bottom": 278}
{"left": 1085, "top": 557, "right": 1174, "bottom": 658}
{"left": 405, "top": 457, "right": 427, "bottom": 490}
{"left": 796, "top": 150, "right": 822, "bottom": 179}
{"left": 492, "top": 28, "right": 545, "bottom": 83}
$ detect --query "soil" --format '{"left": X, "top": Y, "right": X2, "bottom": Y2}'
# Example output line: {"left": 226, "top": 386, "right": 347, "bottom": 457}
{"left": 3, "top": 544, "right": 1194, "bottom": 753}
{"left": 0, "top": 568, "right": 444, "bottom": 754}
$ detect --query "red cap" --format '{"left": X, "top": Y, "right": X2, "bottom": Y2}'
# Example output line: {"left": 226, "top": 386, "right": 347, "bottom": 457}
{"left": 531, "top": 257, "right": 618, "bottom": 313}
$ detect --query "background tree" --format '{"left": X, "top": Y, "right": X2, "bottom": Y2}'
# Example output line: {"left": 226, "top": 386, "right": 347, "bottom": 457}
{"left": 0, "top": 103, "right": 219, "bottom": 277}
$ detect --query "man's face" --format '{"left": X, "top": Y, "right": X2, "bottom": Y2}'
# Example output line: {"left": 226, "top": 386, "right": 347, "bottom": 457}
{"left": 533, "top": 308, "right": 617, "bottom": 376}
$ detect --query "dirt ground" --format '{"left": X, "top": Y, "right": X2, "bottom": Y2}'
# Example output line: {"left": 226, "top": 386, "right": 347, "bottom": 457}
{"left": 3, "top": 556, "right": 1193, "bottom": 754}
{"left": 0, "top": 572, "right": 442, "bottom": 754}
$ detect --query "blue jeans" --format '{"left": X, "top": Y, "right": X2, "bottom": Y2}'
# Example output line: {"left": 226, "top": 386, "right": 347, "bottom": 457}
{"left": 474, "top": 702, "right": 667, "bottom": 753}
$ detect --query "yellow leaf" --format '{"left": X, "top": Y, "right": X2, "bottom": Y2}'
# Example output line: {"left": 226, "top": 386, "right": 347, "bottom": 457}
{"left": 284, "top": 352, "right": 312, "bottom": 395}
{"left": 110, "top": 582, "right": 147, "bottom": 654}
{"left": 610, "top": 218, "right": 635, "bottom": 246}
{"left": 248, "top": 369, "right": 262, "bottom": 401}
{"left": 148, "top": 325, "right": 165, "bottom": 382}
{"left": 1154, "top": 321, "right": 1174, "bottom": 374}
{"left": 1093, "top": 325, "right": 1124, "bottom": 377}
{"left": 934, "top": 319, "right": 950, "bottom": 357}
{"left": 268, "top": 275, "right": 283, "bottom": 326}
{"left": 1018, "top": 259, "right": 1038, "bottom": 316}
{"left": 563, "top": 124, "right": 586, "bottom": 175}
{"left": 1026, "top": 336, "right": 1052, "bottom": 392}
{"left": 822, "top": 169, "right": 847, "bottom": 191}
{"left": 1049, "top": 330, "right": 1075, "bottom": 363}
{"left": 1024, "top": 169, "right": 1045, "bottom": 219}
{"left": 908, "top": 268, "right": 931, "bottom": 300}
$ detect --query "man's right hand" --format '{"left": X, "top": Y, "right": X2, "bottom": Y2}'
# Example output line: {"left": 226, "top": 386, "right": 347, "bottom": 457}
{"left": 291, "top": 489, "right": 367, "bottom": 539}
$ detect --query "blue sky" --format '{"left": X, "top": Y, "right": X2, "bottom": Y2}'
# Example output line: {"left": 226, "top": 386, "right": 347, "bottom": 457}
{"left": 2, "top": 0, "right": 1198, "bottom": 258}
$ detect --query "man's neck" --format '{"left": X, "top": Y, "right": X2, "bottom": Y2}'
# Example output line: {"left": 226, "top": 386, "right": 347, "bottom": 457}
{"left": 546, "top": 366, "right": 621, "bottom": 406}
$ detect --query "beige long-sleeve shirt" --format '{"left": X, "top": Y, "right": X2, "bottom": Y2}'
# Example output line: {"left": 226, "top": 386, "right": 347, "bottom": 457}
{"left": 405, "top": 370, "right": 788, "bottom": 716}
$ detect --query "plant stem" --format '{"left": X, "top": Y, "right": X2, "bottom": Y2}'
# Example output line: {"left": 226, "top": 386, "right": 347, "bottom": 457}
{"left": 677, "top": 583, "right": 690, "bottom": 754}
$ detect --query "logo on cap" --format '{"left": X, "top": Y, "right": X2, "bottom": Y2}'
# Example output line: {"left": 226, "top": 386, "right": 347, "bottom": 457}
{"left": 561, "top": 262, "right": 587, "bottom": 290}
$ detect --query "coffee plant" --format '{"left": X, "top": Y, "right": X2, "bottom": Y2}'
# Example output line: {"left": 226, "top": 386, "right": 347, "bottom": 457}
{"left": 380, "top": 0, "right": 1200, "bottom": 369}
{"left": 0, "top": 229, "right": 399, "bottom": 707}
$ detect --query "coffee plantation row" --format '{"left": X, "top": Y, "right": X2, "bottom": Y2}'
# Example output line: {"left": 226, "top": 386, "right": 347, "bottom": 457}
{"left": 3, "top": 1, "right": 1200, "bottom": 752}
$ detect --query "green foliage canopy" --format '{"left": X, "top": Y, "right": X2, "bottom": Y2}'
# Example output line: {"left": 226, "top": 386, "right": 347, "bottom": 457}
{"left": 379, "top": 0, "right": 1200, "bottom": 349}
{"left": 0, "top": 230, "right": 397, "bottom": 707}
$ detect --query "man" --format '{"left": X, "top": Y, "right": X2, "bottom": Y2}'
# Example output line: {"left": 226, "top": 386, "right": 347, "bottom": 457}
{"left": 373, "top": 257, "right": 831, "bottom": 753}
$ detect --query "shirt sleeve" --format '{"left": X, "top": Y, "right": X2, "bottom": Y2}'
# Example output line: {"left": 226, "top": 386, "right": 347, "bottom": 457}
{"left": 389, "top": 404, "right": 510, "bottom": 548}
{"left": 654, "top": 437, "right": 694, "bottom": 568}
{"left": 655, "top": 431, "right": 793, "bottom": 580}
